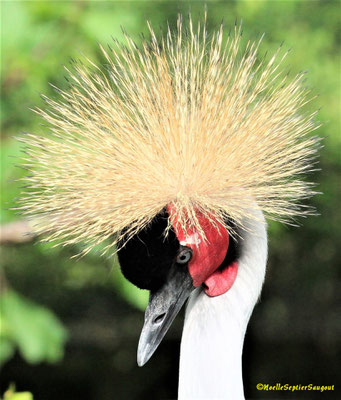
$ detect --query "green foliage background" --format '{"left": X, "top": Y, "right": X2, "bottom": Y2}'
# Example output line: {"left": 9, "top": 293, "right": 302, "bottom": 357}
{"left": 1, "top": 1, "right": 340, "bottom": 399}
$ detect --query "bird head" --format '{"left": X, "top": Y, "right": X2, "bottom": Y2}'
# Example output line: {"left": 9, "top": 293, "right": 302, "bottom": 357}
{"left": 118, "top": 205, "right": 239, "bottom": 366}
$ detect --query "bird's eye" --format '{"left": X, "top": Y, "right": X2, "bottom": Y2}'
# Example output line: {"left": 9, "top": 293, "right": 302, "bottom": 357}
{"left": 176, "top": 248, "right": 192, "bottom": 264}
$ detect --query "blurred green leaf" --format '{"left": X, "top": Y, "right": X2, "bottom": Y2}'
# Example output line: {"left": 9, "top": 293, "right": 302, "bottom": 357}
{"left": 0, "top": 338, "right": 15, "bottom": 367}
{"left": 0, "top": 289, "right": 68, "bottom": 365}
{"left": 2, "top": 384, "right": 33, "bottom": 400}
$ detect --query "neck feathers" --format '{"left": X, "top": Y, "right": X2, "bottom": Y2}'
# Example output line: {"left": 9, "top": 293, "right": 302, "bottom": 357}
{"left": 178, "top": 212, "right": 267, "bottom": 399}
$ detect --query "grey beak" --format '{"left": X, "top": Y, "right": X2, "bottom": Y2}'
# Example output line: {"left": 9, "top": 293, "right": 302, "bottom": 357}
{"left": 137, "top": 263, "right": 194, "bottom": 366}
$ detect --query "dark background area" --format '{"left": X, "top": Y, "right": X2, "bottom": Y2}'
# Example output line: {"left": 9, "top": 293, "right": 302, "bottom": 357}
{"left": 1, "top": 1, "right": 340, "bottom": 399}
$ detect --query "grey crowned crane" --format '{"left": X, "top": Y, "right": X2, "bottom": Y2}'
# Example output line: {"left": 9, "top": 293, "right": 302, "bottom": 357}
{"left": 19, "top": 15, "right": 319, "bottom": 400}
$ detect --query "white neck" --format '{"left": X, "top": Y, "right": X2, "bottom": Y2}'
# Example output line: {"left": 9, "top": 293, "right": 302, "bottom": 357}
{"left": 178, "top": 212, "right": 268, "bottom": 400}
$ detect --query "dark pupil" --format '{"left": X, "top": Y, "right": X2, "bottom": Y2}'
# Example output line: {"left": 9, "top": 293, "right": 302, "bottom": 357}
{"left": 180, "top": 255, "right": 187, "bottom": 261}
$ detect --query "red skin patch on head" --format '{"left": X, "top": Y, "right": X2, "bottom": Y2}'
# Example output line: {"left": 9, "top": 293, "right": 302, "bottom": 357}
{"left": 167, "top": 205, "right": 238, "bottom": 297}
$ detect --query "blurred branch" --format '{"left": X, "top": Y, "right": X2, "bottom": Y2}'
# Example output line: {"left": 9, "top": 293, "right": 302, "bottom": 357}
{"left": 0, "top": 220, "right": 36, "bottom": 245}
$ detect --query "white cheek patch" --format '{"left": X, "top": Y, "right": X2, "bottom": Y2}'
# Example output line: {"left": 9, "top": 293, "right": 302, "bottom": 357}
{"left": 180, "top": 232, "right": 202, "bottom": 246}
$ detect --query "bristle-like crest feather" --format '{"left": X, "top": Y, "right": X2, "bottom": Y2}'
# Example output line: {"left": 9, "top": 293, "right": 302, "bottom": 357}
{"left": 18, "top": 15, "right": 320, "bottom": 254}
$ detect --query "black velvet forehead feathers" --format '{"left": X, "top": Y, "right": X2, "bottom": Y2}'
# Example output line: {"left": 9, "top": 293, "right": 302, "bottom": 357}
{"left": 117, "top": 210, "right": 180, "bottom": 292}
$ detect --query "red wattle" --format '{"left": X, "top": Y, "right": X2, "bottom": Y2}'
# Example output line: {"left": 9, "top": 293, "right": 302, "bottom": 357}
{"left": 203, "top": 261, "right": 238, "bottom": 297}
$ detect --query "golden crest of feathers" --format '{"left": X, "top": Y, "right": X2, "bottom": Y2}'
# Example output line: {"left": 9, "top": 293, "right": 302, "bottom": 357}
{"left": 19, "top": 15, "right": 320, "bottom": 255}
